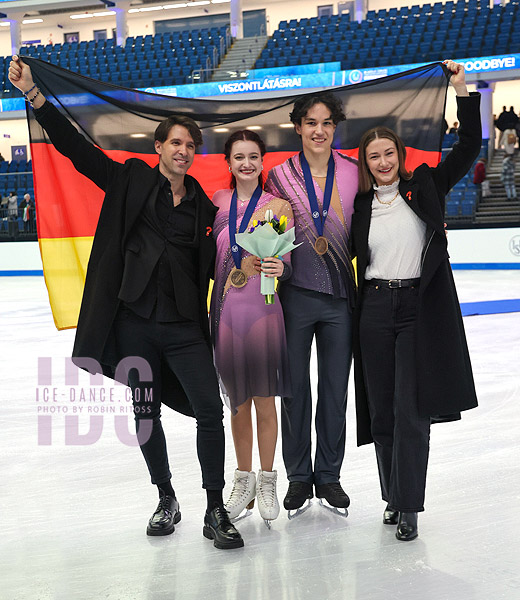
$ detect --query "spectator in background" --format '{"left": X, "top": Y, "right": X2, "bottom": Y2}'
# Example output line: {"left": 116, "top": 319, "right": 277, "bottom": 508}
{"left": 501, "top": 129, "right": 517, "bottom": 156}
{"left": 495, "top": 106, "right": 508, "bottom": 127}
{"left": 495, "top": 106, "right": 514, "bottom": 131}
{"left": 20, "top": 193, "right": 35, "bottom": 233}
{"left": 473, "top": 156, "right": 487, "bottom": 200}
{"left": 0, "top": 152, "right": 5, "bottom": 162}
{"left": 501, "top": 155, "right": 517, "bottom": 200}
{"left": 473, "top": 157, "right": 487, "bottom": 185}
{"left": 449, "top": 121, "right": 459, "bottom": 134}
{"left": 7, "top": 191, "right": 18, "bottom": 220}
{"left": 495, "top": 106, "right": 519, "bottom": 147}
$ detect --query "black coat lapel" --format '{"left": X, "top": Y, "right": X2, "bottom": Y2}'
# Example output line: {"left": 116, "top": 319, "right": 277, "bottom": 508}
{"left": 124, "top": 164, "right": 159, "bottom": 244}
{"left": 353, "top": 190, "right": 372, "bottom": 248}
{"left": 399, "top": 178, "right": 444, "bottom": 237}
{"left": 352, "top": 190, "right": 373, "bottom": 282}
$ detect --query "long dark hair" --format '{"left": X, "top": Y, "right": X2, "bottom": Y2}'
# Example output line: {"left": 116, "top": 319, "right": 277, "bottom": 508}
{"left": 224, "top": 129, "right": 266, "bottom": 189}
{"left": 358, "top": 126, "right": 412, "bottom": 193}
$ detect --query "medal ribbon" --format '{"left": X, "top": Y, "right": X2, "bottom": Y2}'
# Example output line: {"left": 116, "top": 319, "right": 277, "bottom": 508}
{"left": 229, "top": 185, "right": 263, "bottom": 269}
{"left": 300, "top": 152, "right": 335, "bottom": 237}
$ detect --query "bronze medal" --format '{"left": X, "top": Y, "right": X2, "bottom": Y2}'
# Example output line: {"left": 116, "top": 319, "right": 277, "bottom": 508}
{"left": 314, "top": 236, "right": 329, "bottom": 256}
{"left": 230, "top": 268, "right": 247, "bottom": 288}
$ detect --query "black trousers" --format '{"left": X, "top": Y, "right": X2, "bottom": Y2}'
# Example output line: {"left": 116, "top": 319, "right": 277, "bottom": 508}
{"left": 279, "top": 284, "right": 352, "bottom": 486}
{"left": 359, "top": 283, "right": 430, "bottom": 512}
{"left": 114, "top": 307, "right": 225, "bottom": 490}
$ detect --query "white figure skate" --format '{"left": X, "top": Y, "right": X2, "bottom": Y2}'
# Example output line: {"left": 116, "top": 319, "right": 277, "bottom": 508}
{"left": 256, "top": 470, "right": 280, "bottom": 529}
{"left": 224, "top": 469, "right": 256, "bottom": 522}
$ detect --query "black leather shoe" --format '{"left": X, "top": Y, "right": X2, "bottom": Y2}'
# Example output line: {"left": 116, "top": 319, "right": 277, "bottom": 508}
{"left": 315, "top": 482, "right": 350, "bottom": 509}
{"left": 146, "top": 494, "right": 181, "bottom": 536}
{"left": 283, "top": 481, "right": 314, "bottom": 510}
{"left": 383, "top": 504, "right": 399, "bottom": 525}
{"left": 203, "top": 504, "right": 244, "bottom": 549}
{"left": 396, "top": 512, "right": 418, "bottom": 541}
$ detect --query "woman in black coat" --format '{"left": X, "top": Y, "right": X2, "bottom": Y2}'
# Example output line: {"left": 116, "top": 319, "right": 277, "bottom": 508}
{"left": 351, "top": 61, "right": 479, "bottom": 541}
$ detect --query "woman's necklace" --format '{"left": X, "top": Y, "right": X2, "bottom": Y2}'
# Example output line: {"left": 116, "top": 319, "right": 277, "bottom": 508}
{"left": 237, "top": 196, "right": 248, "bottom": 206}
{"left": 374, "top": 189, "right": 399, "bottom": 206}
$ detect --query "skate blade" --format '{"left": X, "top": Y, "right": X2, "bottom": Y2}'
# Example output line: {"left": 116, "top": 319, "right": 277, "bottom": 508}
{"left": 230, "top": 508, "right": 253, "bottom": 523}
{"left": 318, "top": 498, "right": 349, "bottom": 518}
{"left": 287, "top": 499, "right": 312, "bottom": 520}
{"left": 263, "top": 519, "right": 272, "bottom": 530}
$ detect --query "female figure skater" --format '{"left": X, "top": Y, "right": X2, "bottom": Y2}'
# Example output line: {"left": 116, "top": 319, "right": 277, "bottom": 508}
{"left": 210, "top": 130, "right": 293, "bottom": 527}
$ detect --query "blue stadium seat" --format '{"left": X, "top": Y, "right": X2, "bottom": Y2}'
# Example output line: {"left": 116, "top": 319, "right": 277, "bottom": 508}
{"left": 445, "top": 200, "right": 460, "bottom": 217}
{"left": 2, "top": 5, "right": 518, "bottom": 95}
{"left": 460, "top": 199, "right": 475, "bottom": 216}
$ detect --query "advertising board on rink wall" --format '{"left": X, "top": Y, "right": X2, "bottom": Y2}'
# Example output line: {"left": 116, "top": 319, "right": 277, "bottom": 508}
{"left": 141, "top": 52, "right": 520, "bottom": 98}
{"left": 1, "top": 53, "right": 520, "bottom": 112}
{"left": 2, "top": 229, "right": 520, "bottom": 276}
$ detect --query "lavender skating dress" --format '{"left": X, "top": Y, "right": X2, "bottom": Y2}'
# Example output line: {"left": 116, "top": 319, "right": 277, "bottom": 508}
{"left": 210, "top": 189, "right": 293, "bottom": 413}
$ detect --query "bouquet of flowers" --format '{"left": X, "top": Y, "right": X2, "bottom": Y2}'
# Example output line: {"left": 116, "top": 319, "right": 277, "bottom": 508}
{"left": 236, "top": 209, "right": 300, "bottom": 304}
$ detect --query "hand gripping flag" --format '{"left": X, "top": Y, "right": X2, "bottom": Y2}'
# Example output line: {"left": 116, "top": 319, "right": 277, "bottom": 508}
{"left": 24, "top": 57, "right": 450, "bottom": 329}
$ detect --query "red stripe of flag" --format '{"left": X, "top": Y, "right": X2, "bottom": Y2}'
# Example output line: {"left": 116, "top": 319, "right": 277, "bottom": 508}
{"left": 33, "top": 143, "right": 439, "bottom": 240}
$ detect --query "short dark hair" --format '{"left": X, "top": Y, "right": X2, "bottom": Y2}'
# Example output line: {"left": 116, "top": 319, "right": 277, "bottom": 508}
{"left": 357, "top": 126, "right": 412, "bottom": 193}
{"left": 289, "top": 92, "right": 346, "bottom": 126}
{"left": 224, "top": 129, "right": 266, "bottom": 189}
{"left": 154, "top": 115, "right": 203, "bottom": 147}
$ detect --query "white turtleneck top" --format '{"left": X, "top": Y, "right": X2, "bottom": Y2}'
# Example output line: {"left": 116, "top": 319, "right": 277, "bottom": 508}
{"left": 365, "top": 179, "right": 427, "bottom": 281}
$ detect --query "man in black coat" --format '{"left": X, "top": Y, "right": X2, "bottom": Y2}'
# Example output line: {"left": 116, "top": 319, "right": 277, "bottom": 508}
{"left": 9, "top": 56, "right": 244, "bottom": 550}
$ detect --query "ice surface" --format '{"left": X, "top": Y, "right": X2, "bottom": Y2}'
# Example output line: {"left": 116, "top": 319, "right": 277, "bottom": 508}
{"left": 1, "top": 272, "right": 519, "bottom": 600}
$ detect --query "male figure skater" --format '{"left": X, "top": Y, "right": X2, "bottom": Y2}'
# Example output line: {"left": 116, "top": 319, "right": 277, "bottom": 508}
{"left": 265, "top": 92, "right": 357, "bottom": 516}
{"left": 9, "top": 56, "right": 243, "bottom": 549}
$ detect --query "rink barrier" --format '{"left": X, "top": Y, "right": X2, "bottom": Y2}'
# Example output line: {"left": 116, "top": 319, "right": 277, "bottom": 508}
{"left": 2, "top": 264, "right": 519, "bottom": 276}
{"left": 451, "top": 263, "right": 520, "bottom": 269}
{"left": 460, "top": 299, "right": 520, "bottom": 316}
{"left": 1, "top": 269, "right": 43, "bottom": 275}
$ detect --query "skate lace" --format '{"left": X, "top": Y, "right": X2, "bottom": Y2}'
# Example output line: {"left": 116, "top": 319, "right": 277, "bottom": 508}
{"left": 227, "top": 475, "right": 252, "bottom": 507}
{"left": 258, "top": 475, "right": 276, "bottom": 507}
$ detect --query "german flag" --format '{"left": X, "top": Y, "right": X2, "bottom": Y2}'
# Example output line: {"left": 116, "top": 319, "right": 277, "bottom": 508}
{"left": 25, "top": 57, "right": 449, "bottom": 330}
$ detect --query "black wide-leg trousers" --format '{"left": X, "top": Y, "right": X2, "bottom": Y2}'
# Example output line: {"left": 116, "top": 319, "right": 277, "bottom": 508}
{"left": 114, "top": 307, "right": 225, "bottom": 490}
{"left": 359, "top": 284, "right": 430, "bottom": 512}
{"left": 279, "top": 284, "right": 352, "bottom": 486}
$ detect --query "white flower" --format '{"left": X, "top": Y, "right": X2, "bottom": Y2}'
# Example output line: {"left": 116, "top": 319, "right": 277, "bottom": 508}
{"left": 264, "top": 208, "right": 274, "bottom": 222}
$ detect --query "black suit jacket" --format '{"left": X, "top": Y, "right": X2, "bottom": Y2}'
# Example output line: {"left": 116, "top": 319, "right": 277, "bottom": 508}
{"left": 34, "top": 100, "right": 217, "bottom": 417}
{"left": 351, "top": 93, "right": 481, "bottom": 445}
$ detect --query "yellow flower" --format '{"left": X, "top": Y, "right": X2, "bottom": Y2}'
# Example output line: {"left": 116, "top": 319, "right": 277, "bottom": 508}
{"left": 280, "top": 215, "right": 287, "bottom": 226}
{"left": 253, "top": 219, "right": 258, "bottom": 227}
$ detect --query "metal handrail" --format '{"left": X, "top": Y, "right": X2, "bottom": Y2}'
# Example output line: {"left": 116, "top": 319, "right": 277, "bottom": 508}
{"left": 0, "top": 170, "right": 33, "bottom": 176}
